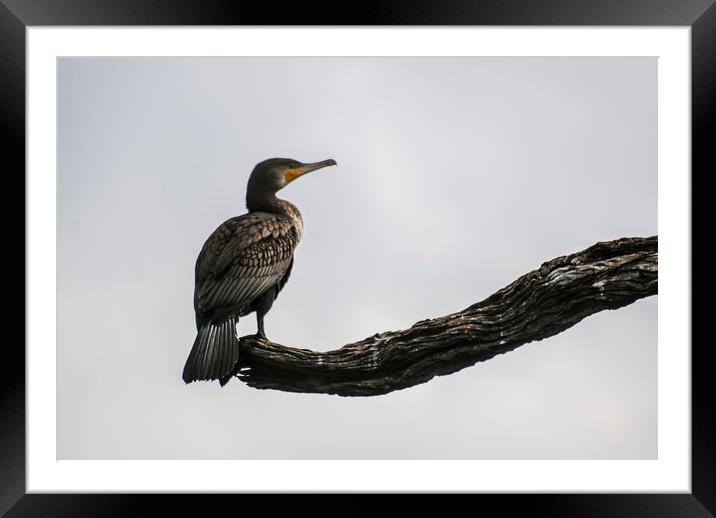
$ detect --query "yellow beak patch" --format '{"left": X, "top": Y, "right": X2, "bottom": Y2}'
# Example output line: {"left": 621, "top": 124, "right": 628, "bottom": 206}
{"left": 284, "top": 168, "right": 302, "bottom": 183}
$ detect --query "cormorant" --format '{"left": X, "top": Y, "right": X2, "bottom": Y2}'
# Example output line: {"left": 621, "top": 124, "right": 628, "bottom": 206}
{"left": 182, "top": 157, "right": 337, "bottom": 384}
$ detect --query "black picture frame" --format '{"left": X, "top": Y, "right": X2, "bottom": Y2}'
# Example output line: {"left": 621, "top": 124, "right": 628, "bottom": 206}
{"left": 4, "top": 0, "right": 712, "bottom": 514}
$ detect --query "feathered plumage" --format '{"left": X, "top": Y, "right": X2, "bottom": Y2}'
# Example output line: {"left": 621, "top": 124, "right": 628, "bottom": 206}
{"left": 182, "top": 157, "right": 336, "bottom": 385}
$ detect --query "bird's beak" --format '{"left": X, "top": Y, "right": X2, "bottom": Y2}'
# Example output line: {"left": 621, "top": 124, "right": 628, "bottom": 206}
{"left": 284, "top": 159, "right": 337, "bottom": 183}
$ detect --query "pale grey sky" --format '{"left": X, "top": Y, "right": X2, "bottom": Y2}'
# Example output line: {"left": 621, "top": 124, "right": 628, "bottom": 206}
{"left": 57, "top": 57, "right": 656, "bottom": 459}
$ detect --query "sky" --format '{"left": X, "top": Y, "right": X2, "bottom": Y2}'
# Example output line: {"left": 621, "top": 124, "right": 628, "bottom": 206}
{"left": 57, "top": 56, "right": 657, "bottom": 459}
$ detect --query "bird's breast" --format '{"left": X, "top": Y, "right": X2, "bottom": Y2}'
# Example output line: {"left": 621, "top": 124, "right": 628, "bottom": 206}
{"left": 277, "top": 200, "right": 304, "bottom": 241}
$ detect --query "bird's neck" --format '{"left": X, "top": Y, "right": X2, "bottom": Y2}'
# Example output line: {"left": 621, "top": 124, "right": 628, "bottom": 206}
{"left": 246, "top": 191, "right": 283, "bottom": 213}
{"left": 247, "top": 194, "right": 299, "bottom": 218}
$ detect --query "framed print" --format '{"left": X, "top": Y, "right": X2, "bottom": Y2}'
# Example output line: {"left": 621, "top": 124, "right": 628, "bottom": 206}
{"left": 5, "top": 0, "right": 713, "bottom": 514}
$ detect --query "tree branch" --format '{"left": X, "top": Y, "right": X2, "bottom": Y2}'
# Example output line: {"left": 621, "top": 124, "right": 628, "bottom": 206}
{"left": 232, "top": 236, "right": 657, "bottom": 396}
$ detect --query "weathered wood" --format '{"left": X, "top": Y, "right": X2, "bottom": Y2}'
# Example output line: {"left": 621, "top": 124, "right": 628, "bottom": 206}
{"left": 231, "top": 236, "right": 658, "bottom": 396}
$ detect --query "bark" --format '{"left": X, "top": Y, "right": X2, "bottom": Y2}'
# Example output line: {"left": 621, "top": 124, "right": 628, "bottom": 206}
{"left": 232, "top": 236, "right": 657, "bottom": 396}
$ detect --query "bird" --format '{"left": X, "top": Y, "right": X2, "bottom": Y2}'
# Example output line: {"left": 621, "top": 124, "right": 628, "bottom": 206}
{"left": 182, "top": 157, "right": 337, "bottom": 385}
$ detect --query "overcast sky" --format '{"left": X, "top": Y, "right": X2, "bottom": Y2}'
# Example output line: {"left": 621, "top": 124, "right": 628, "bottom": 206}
{"left": 57, "top": 57, "right": 656, "bottom": 460}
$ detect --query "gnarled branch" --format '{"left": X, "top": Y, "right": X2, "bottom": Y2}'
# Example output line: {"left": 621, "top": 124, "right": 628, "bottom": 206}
{"left": 232, "top": 236, "right": 657, "bottom": 396}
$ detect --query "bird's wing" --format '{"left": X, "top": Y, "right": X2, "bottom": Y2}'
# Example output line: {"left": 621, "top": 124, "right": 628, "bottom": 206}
{"left": 194, "top": 213, "right": 299, "bottom": 314}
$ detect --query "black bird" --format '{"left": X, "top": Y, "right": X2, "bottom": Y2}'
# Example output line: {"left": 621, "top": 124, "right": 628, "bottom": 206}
{"left": 182, "top": 157, "right": 337, "bottom": 384}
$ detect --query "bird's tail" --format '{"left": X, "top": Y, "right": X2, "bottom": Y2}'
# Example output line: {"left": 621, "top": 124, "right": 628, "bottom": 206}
{"left": 182, "top": 317, "right": 239, "bottom": 384}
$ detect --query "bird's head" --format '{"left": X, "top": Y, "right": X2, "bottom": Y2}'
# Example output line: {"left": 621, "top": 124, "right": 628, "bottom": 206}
{"left": 246, "top": 157, "right": 337, "bottom": 210}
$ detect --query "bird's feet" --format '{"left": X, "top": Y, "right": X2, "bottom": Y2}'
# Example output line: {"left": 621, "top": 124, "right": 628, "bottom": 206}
{"left": 255, "top": 319, "right": 268, "bottom": 341}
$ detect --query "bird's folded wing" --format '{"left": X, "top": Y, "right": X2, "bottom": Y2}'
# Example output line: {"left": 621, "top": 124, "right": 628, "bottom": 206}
{"left": 195, "top": 213, "right": 299, "bottom": 312}
{"left": 196, "top": 258, "right": 292, "bottom": 311}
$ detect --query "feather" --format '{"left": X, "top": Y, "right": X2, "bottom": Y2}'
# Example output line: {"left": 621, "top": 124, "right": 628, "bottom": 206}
{"left": 194, "top": 209, "right": 300, "bottom": 319}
